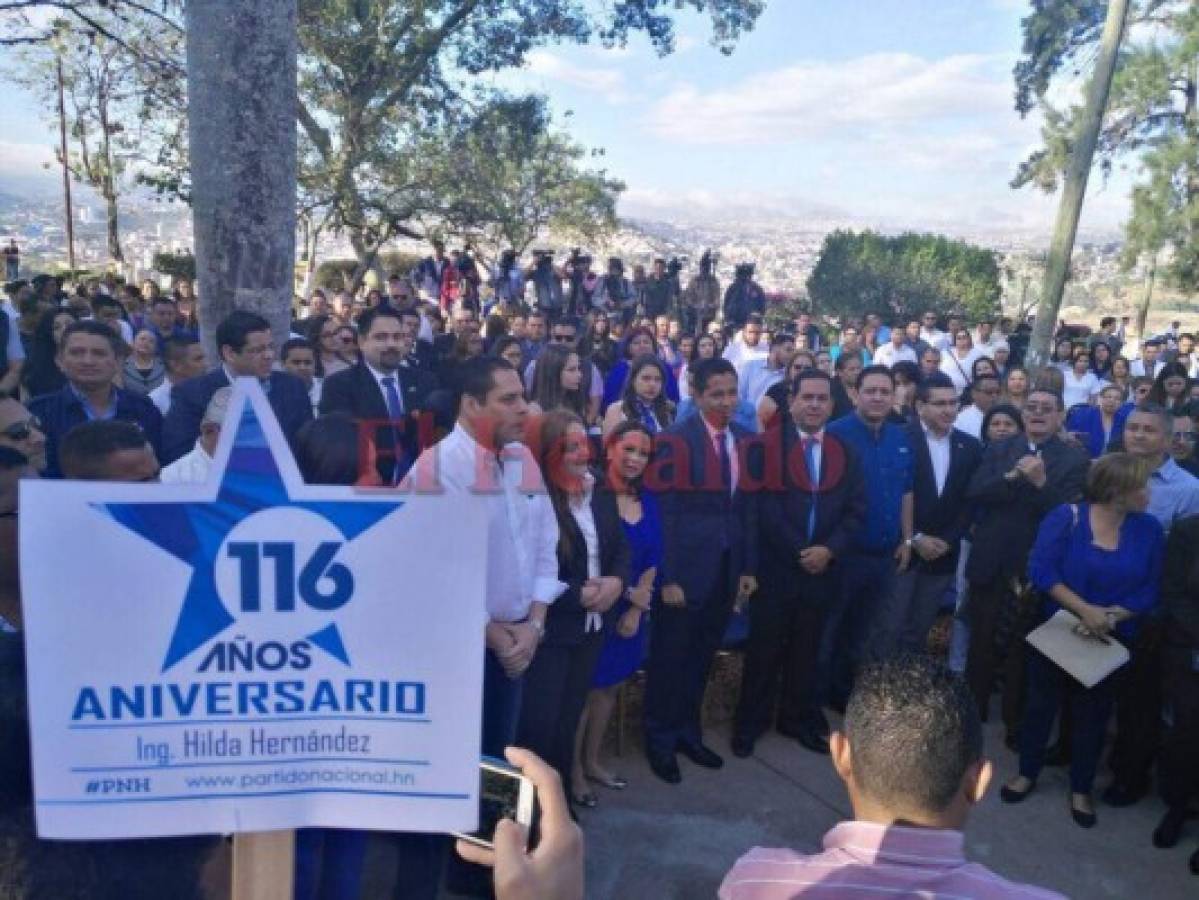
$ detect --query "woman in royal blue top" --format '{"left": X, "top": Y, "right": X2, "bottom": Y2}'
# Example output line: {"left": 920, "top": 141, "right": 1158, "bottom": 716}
{"left": 1000, "top": 453, "right": 1164, "bottom": 829}
{"left": 573, "top": 422, "right": 662, "bottom": 806}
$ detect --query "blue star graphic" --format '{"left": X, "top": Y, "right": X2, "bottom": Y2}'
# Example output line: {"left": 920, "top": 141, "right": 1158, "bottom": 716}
{"left": 99, "top": 396, "right": 402, "bottom": 672}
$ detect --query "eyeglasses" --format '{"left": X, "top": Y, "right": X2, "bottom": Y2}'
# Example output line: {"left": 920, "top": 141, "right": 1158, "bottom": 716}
{"left": 1024, "top": 403, "right": 1058, "bottom": 414}
{"left": 2, "top": 416, "right": 41, "bottom": 441}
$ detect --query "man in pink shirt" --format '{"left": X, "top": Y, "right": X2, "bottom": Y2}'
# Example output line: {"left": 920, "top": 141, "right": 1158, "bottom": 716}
{"left": 720, "top": 657, "right": 1064, "bottom": 899}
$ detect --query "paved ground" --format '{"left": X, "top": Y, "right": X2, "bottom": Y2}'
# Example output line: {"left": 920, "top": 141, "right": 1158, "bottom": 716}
{"left": 574, "top": 714, "right": 1198, "bottom": 899}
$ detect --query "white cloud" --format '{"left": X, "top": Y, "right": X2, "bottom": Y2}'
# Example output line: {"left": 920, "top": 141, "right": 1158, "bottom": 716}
{"left": 524, "top": 50, "right": 630, "bottom": 104}
{"left": 644, "top": 53, "right": 1014, "bottom": 145}
{"left": 0, "top": 140, "right": 57, "bottom": 176}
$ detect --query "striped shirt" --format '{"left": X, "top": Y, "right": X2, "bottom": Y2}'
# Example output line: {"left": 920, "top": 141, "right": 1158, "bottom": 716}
{"left": 719, "top": 822, "right": 1065, "bottom": 899}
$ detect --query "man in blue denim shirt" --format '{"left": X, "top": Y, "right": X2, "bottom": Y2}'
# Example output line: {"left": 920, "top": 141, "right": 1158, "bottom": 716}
{"left": 823, "top": 365, "right": 914, "bottom": 711}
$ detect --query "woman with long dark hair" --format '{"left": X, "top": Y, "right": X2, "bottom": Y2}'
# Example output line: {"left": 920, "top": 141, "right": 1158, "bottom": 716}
{"left": 21, "top": 308, "right": 80, "bottom": 399}
{"left": 574, "top": 421, "right": 661, "bottom": 802}
{"left": 517, "top": 410, "right": 628, "bottom": 808}
{"left": 602, "top": 325, "right": 679, "bottom": 410}
{"left": 1149, "top": 361, "right": 1192, "bottom": 414}
{"left": 528, "top": 344, "right": 587, "bottom": 419}
{"left": 1091, "top": 340, "right": 1114, "bottom": 380}
{"left": 601, "top": 355, "right": 675, "bottom": 437}
{"left": 304, "top": 314, "right": 353, "bottom": 378}
{"left": 581, "top": 312, "right": 617, "bottom": 378}
{"left": 677, "top": 332, "right": 718, "bottom": 394}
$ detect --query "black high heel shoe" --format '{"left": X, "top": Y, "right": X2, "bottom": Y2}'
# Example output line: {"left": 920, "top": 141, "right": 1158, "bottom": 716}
{"left": 1070, "top": 794, "right": 1097, "bottom": 829}
{"left": 999, "top": 778, "right": 1036, "bottom": 803}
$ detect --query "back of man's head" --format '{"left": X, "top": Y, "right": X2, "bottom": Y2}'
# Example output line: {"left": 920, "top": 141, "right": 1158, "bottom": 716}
{"left": 837, "top": 656, "right": 985, "bottom": 824}
{"left": 60, "top": 421, "right": 158, "bottom": 482}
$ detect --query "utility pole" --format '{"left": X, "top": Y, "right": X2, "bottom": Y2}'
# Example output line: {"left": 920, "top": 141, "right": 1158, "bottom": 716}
{"left": 56, "top": 55, "right": 76, "bottom": 274}
{"left": 1025, "top": 0, "right": 1129, "bottom": 372}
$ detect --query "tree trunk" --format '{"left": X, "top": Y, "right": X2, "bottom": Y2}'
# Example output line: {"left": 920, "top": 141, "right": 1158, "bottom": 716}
{"left": 104, "top": 191, "right": 123, "bottom": 263}
{"left": 1026, "top": 0, "right": 1130, "bottom": 372}
{"left": 187, "top": 0, "right": 298, "bottom": 361}
{"left": 1134, "top": 259, "right": 1156, "bottom": 341}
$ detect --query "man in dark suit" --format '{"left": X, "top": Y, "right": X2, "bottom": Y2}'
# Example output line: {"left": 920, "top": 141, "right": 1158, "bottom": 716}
{"left": 319, "top": 306, "right": 434, "bottom": 484}
{"left": 733, "top": 369, "right": 865, "bottom": 757}
{"left": 29, "top": 320, "right": 162, "bottom": 478}
{"left": 162, "top": 310, "right": 312, "bottom": 463}
{"left": 643, "top": 357, "right": 758, "bottom": 784}
{"left": 871, "top": 372, "right": 982, "bottom": 659}
{"left": 964, "top": 387, "right": 1088, "bottom": 735}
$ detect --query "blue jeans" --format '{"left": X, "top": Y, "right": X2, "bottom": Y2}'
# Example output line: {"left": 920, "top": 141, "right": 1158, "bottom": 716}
{"left": 818, "top": 550, "right": 895, "bottom": 708}
{"left": 294, "top": 828, "right": 368, "bottom": 900}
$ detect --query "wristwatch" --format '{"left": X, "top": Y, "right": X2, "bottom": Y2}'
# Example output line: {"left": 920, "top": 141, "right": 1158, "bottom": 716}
{"left": 528, "top": 618, "right": 545, "bottom": 641}
{"left": 906, "top": 533, "right": 923, "bottom": 548}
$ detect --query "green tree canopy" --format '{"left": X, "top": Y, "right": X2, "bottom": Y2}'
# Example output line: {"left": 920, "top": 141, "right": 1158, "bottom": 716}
{"left": 806, "top": 231, "right": 1001, "bottom": 324}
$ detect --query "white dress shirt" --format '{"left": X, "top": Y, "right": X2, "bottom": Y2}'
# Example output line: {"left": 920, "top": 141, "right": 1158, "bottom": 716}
{"left": 1062, "top": 370, "right": 1101, "bottom": 409}
{"left": 940, "top": 350, "right": 978, "bottom": 395}
{"left": 148, "top": 379, "right": 174, "bottom": 415}
{"left": 568, "top": 472, "right": 604, "bottom": 633}
{"left": 873, "top": 343, "right": 917, "bottom": 368}
{"left": 739, "top": 358, "right": 786, "bottom": 408}
{"left": 160, "top": 439, "right": 214, "bottom": 484}
{"left": 922, "top": 424, "right": 951, "bottom": 495}
{"left": 954, "top": 405, "right": 984, "bottom": 441}
{"left": 405, "top": 424, "right": 566, "bottom": 623}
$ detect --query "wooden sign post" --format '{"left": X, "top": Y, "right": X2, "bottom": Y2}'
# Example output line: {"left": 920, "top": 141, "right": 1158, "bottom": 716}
{"left": 232, "top": 831, "right": 295, "bottom": 900}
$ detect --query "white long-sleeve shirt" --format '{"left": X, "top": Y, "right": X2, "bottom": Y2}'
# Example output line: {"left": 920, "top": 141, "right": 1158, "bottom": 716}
{"left": 405, "top": 423, "right": 566, "bottom": 623}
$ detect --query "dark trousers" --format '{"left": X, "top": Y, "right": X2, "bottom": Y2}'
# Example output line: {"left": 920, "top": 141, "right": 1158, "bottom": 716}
{"left": 423, "top": 649, "right": 524, "bottom": 900}
{"left": 964, "top": 578, "right": 1029, "bottom": 735}
{"left": 644, "top": 552, "right": 734, "bottom": 757}
{"left": 295, "top": 828, "right": 368, "bottom": 900}
{"left": 1109, "top": 620, "right": 1163, "bottom": 791}
{"left": 516, "top": 631, "right": 605, "bottom": 790}
{"left": 734, "top": 564, "right": 835, "bottom": 740}
{"left": 1160, "top": 645, "right": 1199, "bottom": 811}
{"left": 1019, "top": 646, "right": 1116, "bottom": 794}
{"left": 818, "top": 551, "right": 894, "bottom": 708}
{"left": 870, "top": 568, "right": 953, "bottom": 659}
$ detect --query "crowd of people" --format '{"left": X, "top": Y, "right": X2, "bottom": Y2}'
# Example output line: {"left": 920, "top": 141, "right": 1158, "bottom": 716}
{"left": 1, "top": 247, "right": 1198, "bottom": 898}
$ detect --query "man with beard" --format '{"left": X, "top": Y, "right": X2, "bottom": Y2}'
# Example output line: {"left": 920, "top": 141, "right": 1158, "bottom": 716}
{"left": 319, "top": 306, "right": 434, "bottom": 484}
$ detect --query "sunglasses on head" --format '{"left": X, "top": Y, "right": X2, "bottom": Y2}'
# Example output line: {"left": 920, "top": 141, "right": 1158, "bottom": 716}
{"left": 2, "top": 416, "right": 41, "bottom": 441}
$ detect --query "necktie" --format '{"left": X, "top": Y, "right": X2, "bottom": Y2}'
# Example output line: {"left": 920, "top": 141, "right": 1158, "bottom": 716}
{"left": 381, "top": 376, "right": 405, "bottom": 483}
{"left": 803, "top": 436, "right": 818, "bottom": 541}
{"left": 716, "top": 431, "right": 732, "bottom": 495}
{"left": 381, "top": 375, "right": 404, "bottom": 419}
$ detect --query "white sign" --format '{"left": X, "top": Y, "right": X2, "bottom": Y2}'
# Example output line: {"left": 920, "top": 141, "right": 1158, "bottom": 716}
{"left": 21, "top": 381, "right": 486, "bottom": 839}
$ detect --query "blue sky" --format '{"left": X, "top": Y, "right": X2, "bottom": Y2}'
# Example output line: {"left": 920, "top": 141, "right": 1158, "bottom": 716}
{"left": 0, "top": 0, "right": 1131, "bottom": 235}
{"left": 493, "top": 0, "right": 1132, "bottom": 234}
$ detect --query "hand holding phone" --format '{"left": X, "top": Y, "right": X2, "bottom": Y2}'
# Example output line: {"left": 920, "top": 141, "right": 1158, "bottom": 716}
{"left": 456, "top": 747, "right": 584, "bottom": 900}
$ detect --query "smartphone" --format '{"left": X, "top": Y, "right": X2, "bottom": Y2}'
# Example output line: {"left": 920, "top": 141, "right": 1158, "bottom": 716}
{"left": 453, "top": 758, "right": 538, "bottom": 851}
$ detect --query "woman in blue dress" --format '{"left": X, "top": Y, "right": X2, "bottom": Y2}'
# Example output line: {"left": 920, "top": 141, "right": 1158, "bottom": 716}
{"left": 572, "top": 421, "right": 661, "bottom": 805}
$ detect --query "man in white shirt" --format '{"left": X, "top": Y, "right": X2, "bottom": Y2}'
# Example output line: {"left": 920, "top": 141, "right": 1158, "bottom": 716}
{"left": 918, "top": 310, "right": 946, "bottom": 351}
{"left": 405, "top": 356, "right": 565, "bottom": 757}
{"left": 872, "top": 327, "right": 917, "bottom": 368}
{"left": 973, "top": 318, "right": 997, "bottom": 353}
{"left": 160, "top": 387, "right": 229, "bottom": 484}
{"left": 740, "top": 331, "right": 796, "bottom": 408}
{"left": 1130, "top": 339, "right": 1166, "bottom": 379}
{"left": 149, "top": 336, "right": 208, "bottom": 415}
{"left": 723, "top": 315, "right": 770, "bottom": 377}
{"left": 954, "top": 373, "right": 1001, "bottom": 440}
